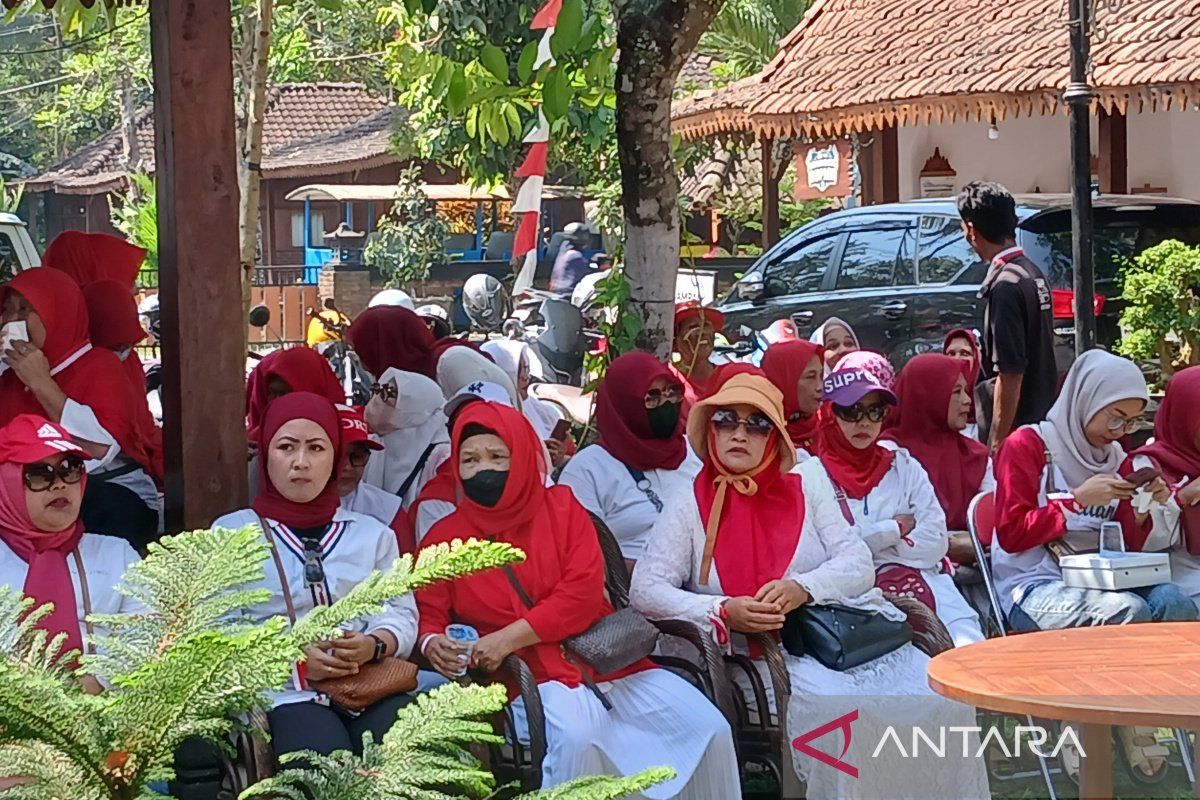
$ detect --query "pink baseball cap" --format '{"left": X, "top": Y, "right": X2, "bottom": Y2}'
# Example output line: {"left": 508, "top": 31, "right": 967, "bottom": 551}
{"left": 0, "top": 415, "right": 89, "bottom": 464}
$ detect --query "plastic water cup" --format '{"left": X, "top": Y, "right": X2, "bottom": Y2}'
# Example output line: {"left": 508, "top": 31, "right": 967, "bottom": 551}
{"left": 445, "top": 624, "right": 479, "bottom": 676}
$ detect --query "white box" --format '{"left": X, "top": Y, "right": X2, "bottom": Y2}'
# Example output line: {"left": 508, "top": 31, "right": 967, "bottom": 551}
{"left": 1060, "top": 552, "right": 1172, "bottom": 591}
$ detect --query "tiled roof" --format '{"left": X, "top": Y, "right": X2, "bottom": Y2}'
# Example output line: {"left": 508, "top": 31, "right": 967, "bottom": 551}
{"left": 674, "top": 0, "right": 1200, "bottom": 139}
{"left": 680, "top": 141, "right": 763, "bottom": 211}
{"left": 28, "top": 83, "right": 396, "bottom": 194}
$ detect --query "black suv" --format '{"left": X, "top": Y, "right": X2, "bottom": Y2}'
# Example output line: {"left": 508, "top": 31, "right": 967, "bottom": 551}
{"left": 719, "top": 195, "right": 1200, "bottom": 368}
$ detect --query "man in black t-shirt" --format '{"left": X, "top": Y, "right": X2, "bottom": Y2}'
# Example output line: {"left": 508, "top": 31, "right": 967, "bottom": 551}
{"left": 958, "top": 181, "right": 1057, "bottom": 452}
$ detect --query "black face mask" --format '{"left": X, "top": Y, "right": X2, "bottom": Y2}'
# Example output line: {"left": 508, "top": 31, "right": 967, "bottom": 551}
{"left": 646, "top": 402, "right": 681, "bottom": 439}
{"left": 462, "top": 469, "right": 509, "bottom": 507}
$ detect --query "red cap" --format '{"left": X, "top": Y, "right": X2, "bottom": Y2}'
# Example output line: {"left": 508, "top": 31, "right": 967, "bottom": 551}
{"left": 337, "top": 405, "right": 384, "bottom": 451}
{"left": 674, "top": 300, "right": 725, "bottom": 332}
{"left": 0, "top": 415, "right": 89, "bottom": 464}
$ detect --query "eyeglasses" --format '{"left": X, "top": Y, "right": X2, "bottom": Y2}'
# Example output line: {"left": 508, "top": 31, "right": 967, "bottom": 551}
{"left": 644, "top": 386, "right": 683, "bottom": 408}
{"left": 710, "top": 409, "right": 774, "bottom": 438}
{"left": 832, "top": 403, "right": 890, "bottom": 424}
{"left": 304, "top": 540, "right": 325, "bottom": 588}
{"left": 347, "top": 446, "right": 372, "bottom": 468}
{"left": 1105, "top": 412, "right": 1141, "bottom": 435}
{"left": 370, "top": 383, "right": 398, "bottom": 403}
{"left": 23, "top": 456, "right": 86, "bottom": 492}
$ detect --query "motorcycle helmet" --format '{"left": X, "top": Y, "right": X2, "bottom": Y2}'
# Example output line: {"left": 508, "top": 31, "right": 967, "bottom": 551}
{"left": 416, "top": 303, "right": 453, "bottom": 339}
{"left": 462, "top": 273, "right": 509, "bottom": 331}
{"left": 137, "top": 293, "right": 161, "bottom": 342}
{"left": 368, "top": 288, "right": 416, "bottom": 310}
{"left": 563, "top": 221, "right": 591, "bottom": 249}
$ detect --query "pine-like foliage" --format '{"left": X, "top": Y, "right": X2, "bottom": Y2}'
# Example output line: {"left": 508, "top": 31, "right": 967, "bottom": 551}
{"left": 0, "top": 526, "right": 523, "bottom": 800}
{"left": 242, "top": 682, "right": 673, "bottom": 800}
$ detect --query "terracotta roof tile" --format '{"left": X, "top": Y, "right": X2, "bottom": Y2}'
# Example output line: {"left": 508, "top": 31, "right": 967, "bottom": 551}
{"left": 674, "top": 0, "right": 1200, "bottom": 138}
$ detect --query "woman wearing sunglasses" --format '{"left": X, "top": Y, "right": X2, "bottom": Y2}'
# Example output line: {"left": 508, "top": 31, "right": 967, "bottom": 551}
{"left": 558, "top": 353, "right": 701, "bottom": 566}
{"left": 360, "top": 368, "right": 452, "bottom": 510}
{"left": 631, "top": 371, "right": 987, "bottom": 799}
{"left": 0, "top": 415, "right": 140, "bottom": 684}
{"left": 1126, "top": 366, "right": 1200, "bottom": 613}
{"left": 417, "top": 401, "right": 739, "bottom": 798}
{"left": 816, "top": 365, "right": 985, "bottom": 646}
{"left": 761, "top": 339, "right": 825, "bottom": 460}
{"left": 214, "top": 392, "right": 418, "bottom": 759}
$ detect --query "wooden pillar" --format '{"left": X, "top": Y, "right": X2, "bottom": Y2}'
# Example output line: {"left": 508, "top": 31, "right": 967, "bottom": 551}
{"left": 1098, "top": 108, "right": 1128, "bottom": 194}
{"left": 150, "top": 0, "right": 248, "bottom": 531}
{"left": 761, "top": 133, "right": 781, "bottom": 249}
{"left": 860, "top": 124, "right": 900, "bottom": 206}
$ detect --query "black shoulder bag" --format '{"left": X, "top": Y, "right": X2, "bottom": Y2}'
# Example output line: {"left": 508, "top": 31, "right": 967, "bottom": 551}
{"left": 781, "top": 603, "right": 912, "bottom": 672}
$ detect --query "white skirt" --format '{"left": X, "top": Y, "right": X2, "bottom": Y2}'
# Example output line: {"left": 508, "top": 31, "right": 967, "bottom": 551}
{"left": 925, "top": 569, "right": 986, "bottom": 647}
{"left": 780, "top": 643, "right": 990, "bottom": 800}
{"left": 511, "top": 669, "right": 740, "bottom": 799}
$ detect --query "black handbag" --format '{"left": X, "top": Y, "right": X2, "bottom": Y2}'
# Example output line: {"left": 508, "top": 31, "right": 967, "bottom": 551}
{"left": 781, "top": 603, "right": 912, "bottom": 671}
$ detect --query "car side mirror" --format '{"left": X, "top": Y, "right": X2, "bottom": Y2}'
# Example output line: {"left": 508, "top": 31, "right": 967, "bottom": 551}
{"left": 737, "top": 277, "right": 765, "bottom": 300}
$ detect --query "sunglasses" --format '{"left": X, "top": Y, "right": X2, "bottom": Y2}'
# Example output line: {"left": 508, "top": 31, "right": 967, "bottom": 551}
{"left": 832, "top": 403, "right": 890, "bottom": 424}
{"left": 23, "top": 456, "right": 86, "bottom": 492}
{"left": 347, "top": 446, "right": 372, "bottom": 468}
{"left": 644, "top": 386, "right": 683, "bottom": 408}
{"left": 710, "top": 408, "right": 774, "bottom": 438}
{"left": 304, "top": 540, "right": 325, "bottom": 588}
{"left": 370, "top": 383, "right": 398, "bottom": 403}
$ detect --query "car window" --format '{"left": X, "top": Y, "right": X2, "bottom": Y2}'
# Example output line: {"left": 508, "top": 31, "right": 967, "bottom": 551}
{"left": 916, "top": 215, "right": 985, "bottom": 285}
{"left": 763, "top": 233, "right": 839, "bottom": 297}
{"left": 834, "top": 226, "right": 915, "bottom": 289}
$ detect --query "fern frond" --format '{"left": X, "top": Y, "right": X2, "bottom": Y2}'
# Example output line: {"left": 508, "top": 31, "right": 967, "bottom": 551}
{"left": 515, "top": 767, "right": 676, "bottom": 799}
{"left": 83, "top": 526, "right": 273, "bottom": 682}
{"left": 291, "top": 539, "right": 523, "bottom": 646}
{"left": 0, "top": 741, "right": 109, "bottom": 800}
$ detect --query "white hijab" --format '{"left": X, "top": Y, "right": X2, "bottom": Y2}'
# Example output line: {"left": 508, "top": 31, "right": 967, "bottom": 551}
{"left": 480, "top": 339, "right": 562, "bottom": 439}
{"left": 1034, "top": 349, "right": 1149, "bottom": 489}
{"left": 362, "top": 368, "right": 450, "bottom": 497}
{"left": 436, "top": 347, "right": 518, "bottom": 405}
{"left": 809, "top": 316, "right": 860, "bottom": 374}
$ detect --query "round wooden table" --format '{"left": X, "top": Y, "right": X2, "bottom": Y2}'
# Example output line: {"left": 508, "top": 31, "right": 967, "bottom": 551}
{"left": 928, "top": 622, "right": 1200, "bottom": 800}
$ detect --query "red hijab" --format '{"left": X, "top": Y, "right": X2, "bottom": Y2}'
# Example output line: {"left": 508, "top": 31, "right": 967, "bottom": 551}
{"left": 595, "top": 352, "right": 686, "bottom": 472}
{"left": 816, "top": 404, "right": 895, "bottom": 500}
{"left": 943, "top": 328, "right": 981, "bottom": 424}
{"left": 1134, "top": 366, "right": 1200, "bottom": 484}
{"left": 245, "top": 347, "right": 346, "bottom": 433}
{"left": 42, "top": 231, "right": 146, "bottom": 287}
{"left": 0, "top": 415, "right": 89, "bottom": 659}
{"left": 450, "top": 402, "right": 548, "bottom": 535}
{"left": 690, "top": 374, "right": 804, "bottom": 595}
{"left": 252, "top": 392, "right": 343, "bottom": 529}
{"left": 762, "top": 339, "right": 824, "bottom": 451}
{"left": 0, "top": 271, "right": 156, "bottom": 475}
{"left": 346, "top": 306, "right": 437, "bottom": 379}
{"left": 882, "top": 354, "right": 989, "bottom": 529}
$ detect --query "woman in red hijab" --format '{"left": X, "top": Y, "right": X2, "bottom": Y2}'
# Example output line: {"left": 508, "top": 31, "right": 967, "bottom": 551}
{"left": 762, "top": 339, "right": 825, "bottom": 457}
{"left": 345, "top": 305, "right": 437, "bottom": 380}
{"left": 817, "top": 363, "right": 984, "bottom": 646}
{"left": 1127, "top": 366, "right": 1200, "bottom": 610}
{"left": 0, "top": 414, "right": 140, "bottom": 684}
{"left": 630, "top": 371, "right": 986, "bottom": 799}
{"left": 245, "top": 346, "right": 346, "bottom": 432}
{"left": 559, "top": 352, "right": 700, "bottom": 566}
{"left": 0, "top": 269, "right": 160, "bottom": 549}
{"left": 943, "top": 328, "right": 982, "bottom": 441}
{"left": 214, "top": 392, "right": 417, "bottom": 759}
{"left": 417, "top": 401, "right": 738, "bottom": 798}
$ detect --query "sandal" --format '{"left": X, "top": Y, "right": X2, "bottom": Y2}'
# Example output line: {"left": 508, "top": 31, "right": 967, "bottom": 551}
{"left": 1118, "top": 726, "right": 1170, "bottom": 783}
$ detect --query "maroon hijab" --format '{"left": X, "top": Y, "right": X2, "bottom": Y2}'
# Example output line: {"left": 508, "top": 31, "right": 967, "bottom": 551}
{"left": 245, "top": 347, "right": 346, "bottom": 433}
{"left": 1134, "top": 366, "right": 1200, "bottom": 484}
{"left": 346, "top": 306, "right": 437, "bottom": 379}
{"left": 252, "top": 392, "right": 343, "bottom": 528}
{"left": 596, "top": 352, "right": 686, "bottom": 471}
{"left": 943, "top": 328, "right": 981, "bottom": 424}
{"left": 762, "top": 340, "right": 825, "bottom": 451}
{"left": 883, "top": 354, "right": 989, "bottom": 529}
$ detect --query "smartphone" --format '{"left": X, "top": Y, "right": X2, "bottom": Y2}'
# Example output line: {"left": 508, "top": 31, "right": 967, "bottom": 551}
{"left": 1125, "top": 467, "right": 1160, "bottom": 488}
{"left": 550, "top": 418, "right": 571, "bottom": 442}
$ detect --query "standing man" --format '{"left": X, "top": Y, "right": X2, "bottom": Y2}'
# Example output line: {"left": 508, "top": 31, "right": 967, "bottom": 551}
{"left": 958, "top": 181, "right": 1057, "bottom": 452}
{"left": 548, "top": 222, "right": 593, "bottom": 295}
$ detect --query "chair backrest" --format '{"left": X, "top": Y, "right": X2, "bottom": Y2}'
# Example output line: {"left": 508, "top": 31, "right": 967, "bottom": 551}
{"left": 969, "top": 491, "right": 996, "bottom": 549}
{"left": 588, "top": 513, "right": 631, "bottom": 609}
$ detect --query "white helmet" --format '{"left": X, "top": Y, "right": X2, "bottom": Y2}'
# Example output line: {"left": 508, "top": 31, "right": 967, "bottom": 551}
{"left": 462, "top": 273, "right": 509, "bottom": 331}
{"left": 368, "top": 289, "right": 415, "bottom": 310}
{"left": 415, "top": 303, "right": 449, "bottom": 322}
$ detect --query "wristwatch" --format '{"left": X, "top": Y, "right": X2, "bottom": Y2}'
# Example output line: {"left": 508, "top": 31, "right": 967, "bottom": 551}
{"left": 369, "top": 633, "right": 387, "bottom": 663}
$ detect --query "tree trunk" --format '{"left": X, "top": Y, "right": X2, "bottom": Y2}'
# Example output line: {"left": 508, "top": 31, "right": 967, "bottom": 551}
{"left": 614, "top": 0, "right": 726, "bottom": 358}
{"left": 238, "top": 0, "right": 273, "bottom": 308}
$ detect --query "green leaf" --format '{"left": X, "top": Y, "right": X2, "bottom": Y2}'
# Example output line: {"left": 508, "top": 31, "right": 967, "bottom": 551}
{"left": 313, "top": 0, "right": 342, "bottom": 9}
{"left": 517, "top": 40, "right": 539, "bottom": 84}
{"left": 487, "top": 108, "right": 511, "bottom": 146}
{"left": 480, "top": 43, "right": 509, "bottom": 83}
{"left": 447, "top": 70, "right": 467, "bottom": 115}
{"left": 550, "top": 0, "right": 585, "bottom": 57}
{"left": 504, "top": 104, "right": 523, "bottom": 139}
{"left": 543, "top": 69, "right": 570, "bottom": 121}
{"left": 465, "top": 106, "right": 479, "bottom": 140}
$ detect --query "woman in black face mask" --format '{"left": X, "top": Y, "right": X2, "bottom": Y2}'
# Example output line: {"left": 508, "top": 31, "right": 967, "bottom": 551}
{"left": 558, "top": 352, "right": 700, "bottom": 567}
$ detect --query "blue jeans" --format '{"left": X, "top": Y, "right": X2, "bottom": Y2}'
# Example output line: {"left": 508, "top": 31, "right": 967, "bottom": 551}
{"left": 1009, "top": 580, "right": 1199, "bottom": 632}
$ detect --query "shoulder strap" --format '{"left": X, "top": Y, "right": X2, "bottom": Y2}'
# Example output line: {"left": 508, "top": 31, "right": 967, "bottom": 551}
{"left": 501, "top": 565, "right": 536, "bottom": 610}
{"left": 257, "top": 514, "right": 298, "bottom": 625}
{"left": 828, "top": 479, "right": 855, "bottom": 525}
{"left": 396, "top": 443, "right": 440, "bottom": 500}
{"left": 72, "top": 548, "right": 94, "bottom": 653}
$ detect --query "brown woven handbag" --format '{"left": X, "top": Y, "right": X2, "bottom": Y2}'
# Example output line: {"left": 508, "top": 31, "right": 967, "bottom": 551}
{"left": 259, "top": 516, "right": 418, "bottom": 713}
